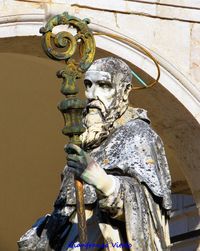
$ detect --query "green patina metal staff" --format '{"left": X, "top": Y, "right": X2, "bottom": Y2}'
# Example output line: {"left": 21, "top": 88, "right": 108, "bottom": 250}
{"left": 40, "top": 12, "right": 96, "bottom": 249}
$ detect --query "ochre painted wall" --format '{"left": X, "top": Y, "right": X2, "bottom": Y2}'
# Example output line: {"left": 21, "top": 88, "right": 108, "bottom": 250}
{"left": 0, "top": 53, "right": 70, "bottom": 251}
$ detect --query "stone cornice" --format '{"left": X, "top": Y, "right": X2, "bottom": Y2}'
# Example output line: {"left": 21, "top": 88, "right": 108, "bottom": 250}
{"left": 69, "top": 0, "right": 200, "bottom": 24}
{"left": 1, "top": 0, "right": 200, "bottom": 26}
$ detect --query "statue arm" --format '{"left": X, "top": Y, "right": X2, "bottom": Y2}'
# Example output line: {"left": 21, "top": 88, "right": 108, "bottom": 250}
{"left": 65, "top": 144, "right": 117, "bottom": 196}
{"left": 96, "top": 119, "right": 171, "bottom": 220}
{"left": 97, "top": 175, "right": 139, "bottom": 221}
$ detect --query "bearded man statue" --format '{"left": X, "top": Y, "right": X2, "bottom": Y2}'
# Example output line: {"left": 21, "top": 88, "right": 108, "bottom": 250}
{"left": 18, "top": 57, "right": 172, "bottom": 251}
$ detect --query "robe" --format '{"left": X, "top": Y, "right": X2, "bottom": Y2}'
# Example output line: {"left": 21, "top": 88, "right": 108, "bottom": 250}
{"left": 18, "top": 107, "right": 172, "bottom": 251}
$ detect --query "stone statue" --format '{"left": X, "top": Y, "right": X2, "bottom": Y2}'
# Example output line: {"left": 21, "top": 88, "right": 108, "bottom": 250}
{"left": 18, "top": 57, "right": 172, "bottom": 251}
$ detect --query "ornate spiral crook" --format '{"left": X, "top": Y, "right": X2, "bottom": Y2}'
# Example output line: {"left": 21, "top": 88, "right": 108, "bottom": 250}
{"left": 40, "top": 12, "right": 95, "bottom": 73}
{"left": 40, "top": 12, "right": 96, "bottom": 139}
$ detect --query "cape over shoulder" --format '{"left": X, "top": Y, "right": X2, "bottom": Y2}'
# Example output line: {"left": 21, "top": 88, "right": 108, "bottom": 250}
{"left": 92, "top": 118, "right": 172, "bottom": 210}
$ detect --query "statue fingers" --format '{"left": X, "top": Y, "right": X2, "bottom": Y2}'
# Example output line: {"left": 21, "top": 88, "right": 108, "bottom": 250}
{"left": 67, "top": 155, "right": 87, "bottom": 169}
{"left": 65, "top": 143, "right": 83, "bottom": 155}
{"left": 67, "top": 154, "right": 82, "bottom": 162}
{"left": 67, "top": 160, "right": 82, "bottom": 169}
{"left": 68, "top": 166, "right": 83, "bottom": 177}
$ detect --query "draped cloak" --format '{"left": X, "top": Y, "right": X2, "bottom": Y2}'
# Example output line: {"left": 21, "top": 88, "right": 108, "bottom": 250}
{"left": 18, "top": 107, "right": 172, "bottom": 251}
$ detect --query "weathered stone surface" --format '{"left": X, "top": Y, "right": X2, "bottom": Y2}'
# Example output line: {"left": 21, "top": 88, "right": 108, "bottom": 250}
{"left": 190, "top": 23, "right": 200, "bottom": 86}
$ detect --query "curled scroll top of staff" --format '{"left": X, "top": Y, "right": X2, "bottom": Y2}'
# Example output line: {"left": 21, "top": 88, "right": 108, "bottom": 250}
{"left": 40, "top": 12, "right": 96, "bottom": 95}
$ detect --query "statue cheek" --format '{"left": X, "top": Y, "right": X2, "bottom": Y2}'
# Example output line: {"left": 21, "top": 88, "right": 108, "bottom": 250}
{"left": 106, "top": 97, "right": 116, "bottom": 108}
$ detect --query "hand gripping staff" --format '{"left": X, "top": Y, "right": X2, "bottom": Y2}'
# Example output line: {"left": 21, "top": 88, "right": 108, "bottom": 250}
{"left": 40, "top": 12, "right": 96, "bottom": 251}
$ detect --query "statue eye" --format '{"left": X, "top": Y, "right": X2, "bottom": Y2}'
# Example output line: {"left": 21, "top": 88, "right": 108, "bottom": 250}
{"left": 97, "top": 81, "right": 112, "bottom": 89}
{"left": 84, "top": 79, "right": 92, "bottom": 89}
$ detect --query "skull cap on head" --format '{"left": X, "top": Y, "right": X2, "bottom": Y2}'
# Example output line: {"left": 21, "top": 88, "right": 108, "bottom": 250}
{"left": 88, "top": 57, "right": 132, "bottom": 86}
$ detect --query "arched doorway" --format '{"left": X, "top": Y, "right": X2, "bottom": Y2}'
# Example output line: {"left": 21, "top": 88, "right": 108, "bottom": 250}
{"left": 0, "top": 35, "right": 199, "bottom": 251}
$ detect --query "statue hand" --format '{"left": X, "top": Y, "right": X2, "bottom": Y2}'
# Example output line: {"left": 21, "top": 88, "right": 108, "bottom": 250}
{"left": 65, "top": 144, "right": 116, "bottom": 196}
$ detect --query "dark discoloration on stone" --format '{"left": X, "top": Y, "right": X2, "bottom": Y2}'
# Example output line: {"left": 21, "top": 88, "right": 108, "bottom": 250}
{"left": 89, "top": 57, "right": 132, "bottom": 85}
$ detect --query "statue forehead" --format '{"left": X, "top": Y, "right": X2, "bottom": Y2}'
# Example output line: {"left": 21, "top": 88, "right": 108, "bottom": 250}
{"left": 85, "top": 58, "right": 125, "bottom": 83}
{"left": 85, "top": 70, "right": 112, "bottom": 82}
{"left": 88, "top": 58, "right": 123, "bottom": 73}
{"left": 86, "top": 57, "right": 132, "bottom": 85}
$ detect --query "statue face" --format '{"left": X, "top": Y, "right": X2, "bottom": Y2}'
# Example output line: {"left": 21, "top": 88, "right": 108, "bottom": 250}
{"left": 81, "top": 57, "right": 132, "bottom": 149}
{"left": 84, "top": 70, "right": 116, "bottom": 111}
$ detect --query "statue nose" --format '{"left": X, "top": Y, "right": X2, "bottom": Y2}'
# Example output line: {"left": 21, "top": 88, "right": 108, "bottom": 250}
{"left": 87, "top": 85, "right": 98, "bottom": 99}
{"left": 92, "top": 90, "right": 98, "bottom": 99}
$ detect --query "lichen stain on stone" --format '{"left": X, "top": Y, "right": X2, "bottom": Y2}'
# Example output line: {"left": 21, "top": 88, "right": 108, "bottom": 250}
{"left": 146, "top": 159, "right": 155, "bottom": 164}
{"left": 103, "top": 158, "right": 110, "bottom": 165}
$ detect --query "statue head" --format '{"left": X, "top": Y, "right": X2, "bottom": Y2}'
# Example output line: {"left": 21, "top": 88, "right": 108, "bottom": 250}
{"left": 80, "top": 57, "right": 133, "bottom": 149}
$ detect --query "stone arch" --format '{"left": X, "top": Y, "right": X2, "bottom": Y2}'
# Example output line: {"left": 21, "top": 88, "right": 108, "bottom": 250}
{"left": 0, "top": 10, "right": 200, "bottom": 251}
{"left": 0, "top": 10, "right": 199, "bottom": 121}
{"left": 0, "top": 33, "right": 200, "bottom": 207}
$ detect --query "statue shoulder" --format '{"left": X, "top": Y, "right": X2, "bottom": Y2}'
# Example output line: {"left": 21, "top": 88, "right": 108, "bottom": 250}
{"left": 119, "top": 118, "right": 156, "bottom": 141}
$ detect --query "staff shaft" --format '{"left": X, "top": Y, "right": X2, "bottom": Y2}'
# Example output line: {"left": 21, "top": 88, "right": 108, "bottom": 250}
{"left": 75, "top": 179, "right": 87, "bottom": 249}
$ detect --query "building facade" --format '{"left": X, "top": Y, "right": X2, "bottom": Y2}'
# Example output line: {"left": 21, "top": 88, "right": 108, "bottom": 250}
{"left": 0, "top": 1, "right": 200, "bottom": 250}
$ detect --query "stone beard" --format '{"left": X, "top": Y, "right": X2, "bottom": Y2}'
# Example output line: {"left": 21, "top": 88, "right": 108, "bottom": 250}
{"left": 80, "top": 101, "right": 110, "bottom": 150}
{"left": 80, "top": 57, "right": 133, "bottom": 150}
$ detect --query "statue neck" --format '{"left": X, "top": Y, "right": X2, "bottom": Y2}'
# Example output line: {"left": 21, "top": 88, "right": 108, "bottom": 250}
{"left": 113, "top": 106, "right": 150, "bottom": 129}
